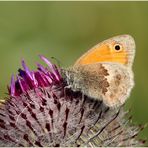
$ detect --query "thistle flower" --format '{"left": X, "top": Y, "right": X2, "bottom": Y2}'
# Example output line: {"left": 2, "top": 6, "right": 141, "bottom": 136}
{"left": 0, "top": 55, "right": 146, "bottom": 147}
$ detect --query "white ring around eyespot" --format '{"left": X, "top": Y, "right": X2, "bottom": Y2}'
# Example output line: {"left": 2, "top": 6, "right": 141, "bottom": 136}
{"left": 113, "top": 43, "right": 123, "bottom": 52}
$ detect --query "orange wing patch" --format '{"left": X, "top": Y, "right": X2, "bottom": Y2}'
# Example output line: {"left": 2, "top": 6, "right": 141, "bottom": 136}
{"left": 74, "top": 42, "right": 128, "bottom": 66}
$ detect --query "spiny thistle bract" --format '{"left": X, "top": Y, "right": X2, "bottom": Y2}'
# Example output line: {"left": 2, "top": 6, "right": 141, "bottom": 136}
{"left": 0, "top": 55, "right": 146, "bottom": 147}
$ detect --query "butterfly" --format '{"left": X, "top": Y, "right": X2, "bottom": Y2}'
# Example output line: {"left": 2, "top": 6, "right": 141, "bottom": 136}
{"left": 62, "top": 35, "right": 135, "bottom": 107}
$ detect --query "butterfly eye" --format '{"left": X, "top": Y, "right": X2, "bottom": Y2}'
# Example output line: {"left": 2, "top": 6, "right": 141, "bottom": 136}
{"left": 113, "top": 44, "right": 122, "bottom": 52}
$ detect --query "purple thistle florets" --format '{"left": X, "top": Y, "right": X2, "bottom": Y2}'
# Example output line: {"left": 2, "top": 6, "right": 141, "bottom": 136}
{"left": 9, "top": 55, "right": 62, "bottom": 97}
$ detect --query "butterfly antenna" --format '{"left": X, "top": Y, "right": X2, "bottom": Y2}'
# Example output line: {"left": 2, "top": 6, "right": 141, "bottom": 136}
{"left": 51, "top": 56, "right": 62, "bottom": 67}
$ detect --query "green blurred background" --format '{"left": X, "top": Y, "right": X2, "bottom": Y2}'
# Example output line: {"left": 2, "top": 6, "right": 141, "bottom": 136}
{"left": 0, "top": 2, "right": 148, "bottom": 140}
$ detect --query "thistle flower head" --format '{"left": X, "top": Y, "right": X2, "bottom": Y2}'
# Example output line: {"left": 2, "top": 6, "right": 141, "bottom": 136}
{"left": 0, "top": 55, "right": 146, "bottom": 147}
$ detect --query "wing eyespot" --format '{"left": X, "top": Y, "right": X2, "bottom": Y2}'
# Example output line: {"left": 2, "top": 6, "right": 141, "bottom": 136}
{"left": 113, "top": 43, "right": 123, "bottom": 52}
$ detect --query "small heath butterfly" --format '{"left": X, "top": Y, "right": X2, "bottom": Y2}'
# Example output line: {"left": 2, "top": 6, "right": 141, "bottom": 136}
{"left": 62, "top": 35, "right": 135, "bottom": 107}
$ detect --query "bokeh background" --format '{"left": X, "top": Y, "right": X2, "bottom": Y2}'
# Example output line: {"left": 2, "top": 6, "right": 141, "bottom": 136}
{"left": 0, "top": 2, "right": 148, "bottom": 140}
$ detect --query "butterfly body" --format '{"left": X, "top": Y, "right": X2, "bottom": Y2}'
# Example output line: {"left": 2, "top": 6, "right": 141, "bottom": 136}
{"left": 63, "top": 35, "right": 135, "bottom": 107}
